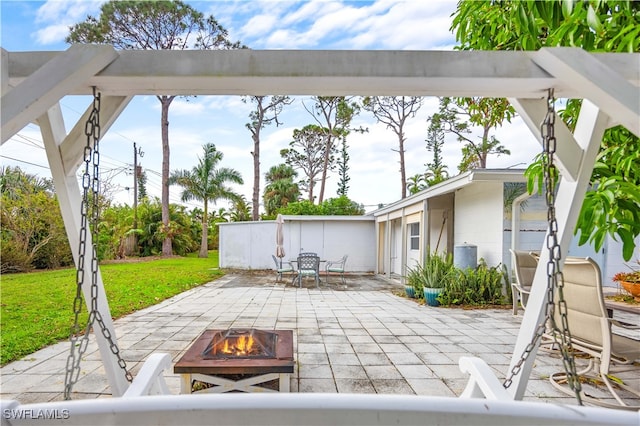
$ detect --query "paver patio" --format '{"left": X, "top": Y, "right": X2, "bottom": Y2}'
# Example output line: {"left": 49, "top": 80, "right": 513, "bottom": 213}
{"left": 1, "top": 272, "right": 638, "bottom": 408}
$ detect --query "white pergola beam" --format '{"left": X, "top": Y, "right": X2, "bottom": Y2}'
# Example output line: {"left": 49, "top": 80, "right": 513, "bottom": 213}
{"left": 3, "top": 48, "right": 639, "bottom": 99}
{"left": 59, "top": 95, "right": 133, "bottom": 175}
{"left": 509, "top": 98, "right": 584, "bottom": 182}
{"left": 1, "top": 44, "right": 118, "bottom": 144}
{"left": 531, "top": 47, "right": 640, "bottom": 138}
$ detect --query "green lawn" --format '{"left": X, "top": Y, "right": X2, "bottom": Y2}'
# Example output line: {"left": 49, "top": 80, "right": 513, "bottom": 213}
{"left": 0, "top": 252, "right": 224, "bottom": 365}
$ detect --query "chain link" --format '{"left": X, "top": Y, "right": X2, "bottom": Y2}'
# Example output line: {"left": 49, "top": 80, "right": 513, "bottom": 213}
{"left": 64, "top": 88, "right": 132, "bottom": 400}
{"left": 502, "top": 89, "right": 582, "bottom": 405}
{"left": 540, "top": 89, "right": 582, "bottom": 404}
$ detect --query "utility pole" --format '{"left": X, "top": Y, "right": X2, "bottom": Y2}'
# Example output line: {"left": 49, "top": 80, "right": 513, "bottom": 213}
{"left": 133, "top": 143, "right": 144, "bottom": 229}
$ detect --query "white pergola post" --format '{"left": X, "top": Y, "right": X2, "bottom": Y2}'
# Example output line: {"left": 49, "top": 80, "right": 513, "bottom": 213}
{"left": 505, "top": 99, "right": 610, "bottom": 399}
{"left": 502, "top": 47, "right": 639, "bottom": 399}
{"left": 36, "top": 99, "right": 132, "bottom": 397}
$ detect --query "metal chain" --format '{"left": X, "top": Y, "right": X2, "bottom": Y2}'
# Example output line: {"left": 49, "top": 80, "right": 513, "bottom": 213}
{"left": 502, "top": 322, "right": 548, "bottom": 389}
{"left": 64, "top": 88, "right": 132, "bottom": 400}
{"left": 503, "top": 89, "right": 582, "bottom": 405}
{"left": 540, "top": 89, "right": 582, "bottom": 404}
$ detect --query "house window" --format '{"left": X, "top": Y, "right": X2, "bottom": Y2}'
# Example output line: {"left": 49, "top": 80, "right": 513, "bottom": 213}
{"left": 409, "top": 223, "right": 419, "bottom": 250}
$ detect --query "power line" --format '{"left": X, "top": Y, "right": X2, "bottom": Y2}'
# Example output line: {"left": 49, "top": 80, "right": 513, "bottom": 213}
{"left": 11, "top": 133, "right": 44, "bottom": 149}
{"left": 4, "top": 133, "right": 133, "bottom": 172}
{"left": 60, "top": 100, "right": 142, "bottom": 146}
{"left": 0, "top": 155, "right": 50, "bottom": 170}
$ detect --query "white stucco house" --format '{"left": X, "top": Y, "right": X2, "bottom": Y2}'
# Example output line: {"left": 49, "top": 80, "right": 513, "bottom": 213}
{"left": 372, "top": 169, "right": 520, "bottom": 280}
{"left": 219, "top": 168, "right": 636, "bottom": 287}
{"left": 372, "top": 168, "right": 637, "bottom": 287}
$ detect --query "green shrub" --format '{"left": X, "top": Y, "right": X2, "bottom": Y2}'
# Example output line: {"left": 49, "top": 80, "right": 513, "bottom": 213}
{"left": 438, "top": 260, "right": 507, "bottom": 306}
{"left": 0, "top": 239, "right": 33, "bottom": 273}
{"left": 276, "top": 196, "right": 365, "bottom": 216}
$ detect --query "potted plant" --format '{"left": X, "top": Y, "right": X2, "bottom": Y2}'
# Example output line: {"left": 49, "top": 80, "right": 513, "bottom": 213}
{"left": 420, "top": 250, "right": 456, "bottom": 307}
{"left": 613, "top": 269, "right": 640, "bottom": 301}
{"left": 405, "top": 263, "right": 424, "bottom": 300}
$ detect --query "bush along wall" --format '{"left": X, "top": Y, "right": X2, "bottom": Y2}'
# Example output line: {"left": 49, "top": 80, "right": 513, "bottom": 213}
{"left": 437, "top": 260, "right": 507, "bottom": 306}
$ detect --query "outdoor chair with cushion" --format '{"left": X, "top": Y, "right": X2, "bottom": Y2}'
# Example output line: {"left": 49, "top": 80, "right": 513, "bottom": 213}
{"left": 296, "top": 253, "right": 320, "bottom": 288}
{"left": 272, "top": 254, "right": 295, "bottom": 284}
{"left": 548, "top": 257, "right": 640, "bottom": 410}
{"left": 509, "top": 249, "right": 537, "bottom": 315}
{"left": 325, "top": 255, "right": 348, "bottom": 285}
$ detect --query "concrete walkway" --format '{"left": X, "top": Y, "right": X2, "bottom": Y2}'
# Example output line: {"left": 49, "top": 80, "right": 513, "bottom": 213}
{"left": 1, "top": 273, "right": 638, "bottom": 407}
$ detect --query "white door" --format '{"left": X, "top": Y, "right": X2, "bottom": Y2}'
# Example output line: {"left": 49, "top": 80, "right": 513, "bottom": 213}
{"left": 391, "top": 220, "right": 402, "bottom": 275}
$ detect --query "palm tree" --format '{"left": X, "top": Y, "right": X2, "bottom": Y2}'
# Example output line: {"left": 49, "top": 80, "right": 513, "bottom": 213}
{"left": 406, "top": 174, "right": 427, "bottom": 195}
{"left": 263, "top": 164, "right": 300, "bottom": 216}
{"left": 169, "top": 143, "right": 243, "bottom": 258}
{"left": 230, "top": 196, "right": 252, "bottom": 222}
{"left": 213, "top": 207, "right": 230, "bottom": 223}
{"left": 0, "top": 166, "right": 54, "bottom": 199}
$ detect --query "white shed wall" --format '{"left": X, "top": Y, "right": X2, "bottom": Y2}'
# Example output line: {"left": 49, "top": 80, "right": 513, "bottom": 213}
{"left": 218, "top": 222, "right": 275, "bottom": 270}
{"left": 502, "top": 193, "right": 639, "bottom": 287}
{"left": 454, "top": 182, "right": 504, "bottom": 266}
{"left": 219, "top": 216, "right": 376, "bottom": 272}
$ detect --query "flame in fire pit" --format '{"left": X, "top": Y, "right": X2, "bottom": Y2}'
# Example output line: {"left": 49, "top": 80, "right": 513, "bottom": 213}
{"left": 202, "top": 329, "right": 277, "bottom": 359}
{"left": 221, "top": 334, "right": 255, "bottom": 356}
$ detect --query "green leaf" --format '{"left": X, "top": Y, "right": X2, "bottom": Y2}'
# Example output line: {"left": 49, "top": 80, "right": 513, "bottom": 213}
{"left": 592, "top": 229, "right": 606, "bottom": 251}
{"left": 606, "top": 374, "right": 625, "bottom": 386}
{"left": 622, "top": 239, "right": 635, "bottom": 261}
{"left": 587, "top": 5, "right": 604, "bottom": 33}
{"left": 601, "top": 189, "right": 616, "bottom": 206}
{"left": 562, "top": 0, "right": 575, "bottom": 18}
{"left": 518, "top": 4, "right": 530, "bottom": 36}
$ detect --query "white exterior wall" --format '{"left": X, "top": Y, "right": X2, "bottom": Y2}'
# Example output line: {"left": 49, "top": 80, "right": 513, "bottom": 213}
{"left": 454, "top": 182, "right": 504, "bottom": 267}
{"left": 503, "top": 192, "right": 637, "bottom": 287}
{"left": 428, "top": 209, "right": 448, "bottom": 254}
{"left": 218, "top": 222, "right": 275, "bottom": 270}
{"left": 219, "top": 216, "right": 376, "bottom": 272}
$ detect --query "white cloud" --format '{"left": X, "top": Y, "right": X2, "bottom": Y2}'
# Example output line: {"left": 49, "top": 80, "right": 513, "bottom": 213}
{"left": 237, "top": 0, "right": 458, "bottom": 50}
{"left": 281, "top": 0, "right": 331, "bottom": 27}
{"left": 265, "top": 29, "right": 306, "bottom": 48}
{"left": 241, "top": 14, "right": 279, "bottom": 38}
{"left": 35, "top": 0, "right": 99, "bottom": 24}
{"left": 33, "top": 24, "right": 71, "bottom": 45}
{"left": 165, "top": 99, "right": 206, "bottom": 116}
{"left": 33, "top": 0, "right": 104, "bottom": 45}
{"left": 347, "top": 1, "right": 457, "bottom": 49}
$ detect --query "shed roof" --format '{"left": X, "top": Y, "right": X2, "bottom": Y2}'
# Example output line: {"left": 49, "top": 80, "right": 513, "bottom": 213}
{"left": 370, "top": 168, "right": 527, "bottom": 216}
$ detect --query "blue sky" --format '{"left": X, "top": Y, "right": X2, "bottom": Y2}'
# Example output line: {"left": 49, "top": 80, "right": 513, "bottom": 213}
{"left": 1, "top": 0, "right": 541, "bottom": 213}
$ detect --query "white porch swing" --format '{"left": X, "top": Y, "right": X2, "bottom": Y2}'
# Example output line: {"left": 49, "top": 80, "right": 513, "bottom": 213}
{"left": 1, "top": 46, "right": 638, "bottom": 425}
